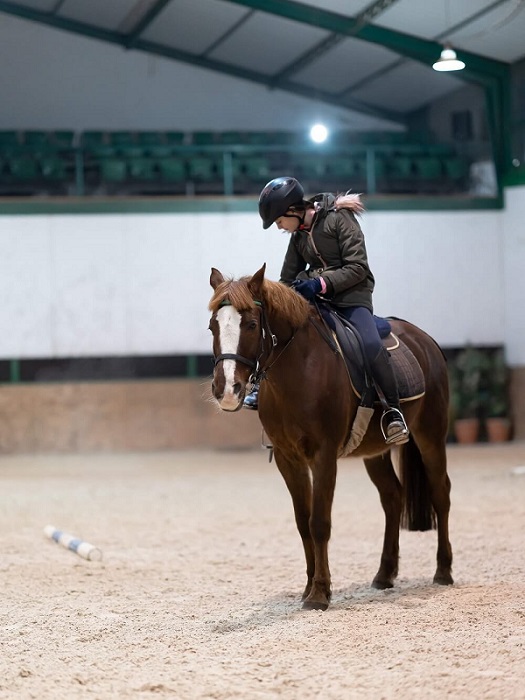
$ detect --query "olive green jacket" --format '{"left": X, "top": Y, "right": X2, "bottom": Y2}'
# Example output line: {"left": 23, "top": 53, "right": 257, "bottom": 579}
{"left": 279, "top": 193, "right": 375, "bottom": 311}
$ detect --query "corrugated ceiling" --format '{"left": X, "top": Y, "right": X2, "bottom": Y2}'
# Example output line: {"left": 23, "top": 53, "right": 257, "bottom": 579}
{"left": 1, "top": 0, "right": 523, "bottom": 125}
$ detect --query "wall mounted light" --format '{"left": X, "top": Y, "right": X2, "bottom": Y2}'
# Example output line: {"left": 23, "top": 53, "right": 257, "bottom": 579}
{"left": 310, "top": 124, "right": 328, "bottom": 143}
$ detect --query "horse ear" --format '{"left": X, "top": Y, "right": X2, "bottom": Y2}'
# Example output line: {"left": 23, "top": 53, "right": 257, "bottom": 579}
{"left": 248, "top": 263, "right": 266, "bottom": 297}
{"left": 210, "top": 267, "right": 225, "bottom": 290}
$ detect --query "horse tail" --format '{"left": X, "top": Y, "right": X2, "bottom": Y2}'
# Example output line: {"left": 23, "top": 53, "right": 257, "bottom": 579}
{"left": 399, "top": 436, "right": 436, "bottom": 531}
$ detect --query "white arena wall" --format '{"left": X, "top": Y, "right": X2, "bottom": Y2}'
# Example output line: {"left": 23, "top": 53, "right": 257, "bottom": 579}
{"left": 1, "top": 190, "right": 524, "bottom": 451}
{"left": 1, "top": 196, "right": 523, "bottom": 364}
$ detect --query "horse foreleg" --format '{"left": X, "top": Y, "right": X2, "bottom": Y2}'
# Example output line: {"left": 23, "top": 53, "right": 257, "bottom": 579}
{"left": 302, "top": 452, "right": 337, "bottom": 611}
{"left": 273, "top": 447, "right": 315, "bottom": 602}
{"left": 364, "top": 452, "right": 403, "bottom": 589}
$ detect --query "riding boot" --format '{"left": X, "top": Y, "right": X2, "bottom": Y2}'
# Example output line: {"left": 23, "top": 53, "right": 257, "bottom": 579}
{"left": 369, "top": 347, "right": 409, "bottom": 445}
{"left": 243, "top": 382, "right": 259, "bottom": 410}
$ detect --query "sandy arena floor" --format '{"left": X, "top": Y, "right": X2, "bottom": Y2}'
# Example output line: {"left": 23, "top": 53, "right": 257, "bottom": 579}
{"left": 0, "top": 443, "right": 524, "bottom": 700}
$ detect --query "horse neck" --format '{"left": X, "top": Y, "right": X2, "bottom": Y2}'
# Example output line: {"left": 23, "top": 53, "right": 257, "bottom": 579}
{"left": 260, "top": 309, "right": 311, "bottom": 376}
{"left": 264, "top": 308, "right": 298, "bottom": 349}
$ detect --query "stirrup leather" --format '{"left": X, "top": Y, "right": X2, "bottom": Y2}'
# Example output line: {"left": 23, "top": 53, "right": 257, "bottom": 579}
{"left": 381, "top": 407, "right": 409, "bottom": 445}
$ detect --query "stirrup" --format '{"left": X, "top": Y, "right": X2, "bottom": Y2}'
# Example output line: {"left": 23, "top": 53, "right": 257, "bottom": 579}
{"left": 243, "top": 389, "right": 259, "bottom": 410}
{"left": 381, "top": 407, "right": 409, "bottom": 445}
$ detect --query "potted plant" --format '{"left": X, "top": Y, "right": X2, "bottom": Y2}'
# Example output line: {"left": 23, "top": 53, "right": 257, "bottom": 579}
{"left": 484, "top": 349, "right": 512, "bottom": 442}
{"left": 449, "top": 346, "right": 487, "bottom": 443}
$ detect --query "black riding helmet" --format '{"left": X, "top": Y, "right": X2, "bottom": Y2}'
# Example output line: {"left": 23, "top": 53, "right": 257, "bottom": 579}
{"left": 258, "top": 177, "right": 304, "bottom": 229}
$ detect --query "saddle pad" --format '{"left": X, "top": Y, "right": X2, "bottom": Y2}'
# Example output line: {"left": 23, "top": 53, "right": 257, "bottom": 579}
{"left": 331, "top": 316, "right": 425, "bottom": 403}
{"left": 386, "top": 334, "right": 425, "bottom": 402}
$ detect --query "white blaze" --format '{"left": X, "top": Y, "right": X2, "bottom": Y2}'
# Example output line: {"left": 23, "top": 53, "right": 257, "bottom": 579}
{"left": 217, "top": 306, "right": 242, "bottom": 408}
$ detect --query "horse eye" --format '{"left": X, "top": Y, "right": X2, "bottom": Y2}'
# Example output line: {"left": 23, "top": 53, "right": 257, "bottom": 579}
{"left": 248, "top": 320, "right": 257, "bottom": 330}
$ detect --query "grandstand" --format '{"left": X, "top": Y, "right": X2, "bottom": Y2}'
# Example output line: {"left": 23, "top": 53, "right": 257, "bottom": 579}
{"left": 0, "top": 127, "right": 471, "bottom": 197}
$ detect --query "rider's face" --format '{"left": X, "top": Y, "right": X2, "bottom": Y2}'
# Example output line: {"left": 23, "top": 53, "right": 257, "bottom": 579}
{"left": 275, "top": 210, "right": 301, "bottom": 232}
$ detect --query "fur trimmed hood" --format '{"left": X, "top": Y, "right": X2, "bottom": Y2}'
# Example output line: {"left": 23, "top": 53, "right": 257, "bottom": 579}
{"left": 308, "top": 192, "right": 364, "bottom": 216}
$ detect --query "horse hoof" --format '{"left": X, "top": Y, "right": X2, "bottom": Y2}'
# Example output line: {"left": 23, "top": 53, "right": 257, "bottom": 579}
{"left": 433, "top": 572, "right": 454, "bottom": 585}
{"left": 302, "top": 600, "right": 328, "bottom": 611}
{"left": 372, "top": 578, "right": 394, "bottom": 590}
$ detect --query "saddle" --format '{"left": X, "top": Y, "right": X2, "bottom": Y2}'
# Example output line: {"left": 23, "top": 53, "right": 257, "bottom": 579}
{"left": 316, "top": 306, "right": 425, "bottom": 406}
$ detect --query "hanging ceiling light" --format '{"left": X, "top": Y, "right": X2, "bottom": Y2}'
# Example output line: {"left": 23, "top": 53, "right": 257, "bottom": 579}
{"left": 432, "top": 45, "right": 465, "bottom": 72}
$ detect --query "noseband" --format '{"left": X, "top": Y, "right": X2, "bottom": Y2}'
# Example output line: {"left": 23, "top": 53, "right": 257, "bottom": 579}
{"left": 213, "top": 300, "right": 277, "bottom": 380}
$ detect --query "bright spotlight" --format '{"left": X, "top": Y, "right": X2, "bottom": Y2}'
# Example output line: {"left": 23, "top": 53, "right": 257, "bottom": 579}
{"left": 310, "top": 124, "right": 328, "bottom": 144}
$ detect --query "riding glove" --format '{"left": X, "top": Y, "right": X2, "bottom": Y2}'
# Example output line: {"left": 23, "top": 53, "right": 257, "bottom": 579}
{"left": 292, "top": 278, "right": 322, "bottom": 300}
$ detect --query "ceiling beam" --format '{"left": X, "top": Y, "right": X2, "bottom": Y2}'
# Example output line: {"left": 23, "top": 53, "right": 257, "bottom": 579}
{"left": 225, "top": 0, "right": 509, "bottom": 83}
{"left": 201, "top": 9, "right": 255, "bottom": 57}
{"left": 338, "top": 0, "right": 511, "bottom": 99}
{"left": 0, "top": 0, "right": 403, "bottom": 125}
{"left": 268, "top": 0, "right": 402, "bottom": 93}
{"left": 51, "top": 0, "right": 67, "bottom": 13}
{"left": 124, "top": 0, "right": 172, "bottom": 48}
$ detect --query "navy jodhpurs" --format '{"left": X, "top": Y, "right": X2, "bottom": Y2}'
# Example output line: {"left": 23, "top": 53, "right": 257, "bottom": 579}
{"left": 334, "top": 306, "right": 383, "bottom": 359}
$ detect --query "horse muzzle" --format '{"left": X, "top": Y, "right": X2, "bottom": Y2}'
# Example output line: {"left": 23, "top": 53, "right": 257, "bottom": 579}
{"left": 211, "top": 378, "right": 246, "bottom": 412}
{"left": 212, "top": 352, "right": 255, "bottom": 412}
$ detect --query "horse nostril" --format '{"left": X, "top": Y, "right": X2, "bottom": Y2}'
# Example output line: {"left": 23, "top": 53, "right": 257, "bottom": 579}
{"left": 233, "top": 382, "right": 242, "bottom": 395}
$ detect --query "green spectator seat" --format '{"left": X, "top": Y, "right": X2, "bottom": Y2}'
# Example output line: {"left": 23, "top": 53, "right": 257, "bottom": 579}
{"left": 39, "top": 154, "right": 68, "bottom": 180}
{"left": 328, "top": 156, "right": 360, "bottom": 178}
{"left": 266, "top": 131, "right": 297, "bottom": 146}
{"left": 187, "top": 156, "right": 217, "bottom": 181}
{"left": 147, "top": 145, "right": 173, "bottom": 158}
{"left": 373, "top": 155, "right": 387, "bottom": 180}
{"left": 165, "top": 131, "right": 185, "bottom": 145}
{"left": 191, "top": 132, "right": 216, "bottom": 146}
{"left": 443, "top": 156, "right": 469, "bottom": 181}
{"left": 109, "top": 131, "right": 135, "bottom": 146}
{"left": 127, "top": 157, "right": 157, "bottom": 180}
{"left": 9, "top": 155, "right": 38, "bottom": 180}
{"left": 293, "top": 154, "right": 328, "bottom": 179}
{"left": 52, "top": 131, "right": 75, "bottom": 148}
{"left": 24, "top": 131, "right": 51, "bottom": 147}
{"left": 425, "top": 143, "right": 454, "bottom": 157}
{"left": 88, "top": 145, "right": 116, "bottom": 157}
{"left": 117, "top": 144, "right": 144, "bottom": 158}
{"left": 137, "top": 131, "right": 164, "bottom": 146}
{"left": 158, "top": 157, "right": 185, "bottom": 182}
{"left": 99, "top": 158, "right": 127, "bottom": 183}
{"left": 219, "top": 131, "right": 244, "bottom": 145}
{"left": 389, "top": 155, "right": 414, "bottom": 178}
{"left": 0, "top": 130, "right": 19, "bottom": 146}
{"left": 414, "top": 157, "right": 442, "bottom": 180}
{"left": 82, "top": 132, "right": 113, "bottom": 158}
{"left": 242, "top": 156, "right": 271, "bottom": 181}
{"left": 82, "top": 131, "right": 107, "bottom": 147}
{"left": 244, "top": 132, "right": 269, "bottom": 146}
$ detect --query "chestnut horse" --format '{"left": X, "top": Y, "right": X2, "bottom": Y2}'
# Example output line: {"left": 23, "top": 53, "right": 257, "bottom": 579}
{"left": 208, "top": 264, "right": 453, "bottom": 610}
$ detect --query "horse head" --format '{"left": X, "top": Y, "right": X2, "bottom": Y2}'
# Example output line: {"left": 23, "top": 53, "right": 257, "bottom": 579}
{"left": 208, "top": 264, "right": 267, "bottom": 411}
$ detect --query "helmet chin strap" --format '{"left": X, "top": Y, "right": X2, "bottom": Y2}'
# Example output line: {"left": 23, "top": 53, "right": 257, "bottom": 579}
{"left": 282, "top": 211, "right": 304, "bottom": 230}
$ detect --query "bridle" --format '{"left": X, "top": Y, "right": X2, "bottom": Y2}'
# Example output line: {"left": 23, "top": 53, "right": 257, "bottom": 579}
{"left": 213, "top": 299, "right": 290, "bottom": 385}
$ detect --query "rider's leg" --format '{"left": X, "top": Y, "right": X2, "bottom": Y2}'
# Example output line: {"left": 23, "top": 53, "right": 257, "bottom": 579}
{"left": 243, "top": 382, "right": 259, "bottom": 410}
{"left": 336, "top": 306, "right": 409, "bottom": 445}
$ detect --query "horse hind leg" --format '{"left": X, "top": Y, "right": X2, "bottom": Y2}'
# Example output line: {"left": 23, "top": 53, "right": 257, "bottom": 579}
{"left": 273, "top": 447, "right": 315, "bottom": 603}
{"left": 364, "top": 452, "right": 403, "bottom": 589}
{"left": 410, "top": 437, "right": 453, "bottom": 585}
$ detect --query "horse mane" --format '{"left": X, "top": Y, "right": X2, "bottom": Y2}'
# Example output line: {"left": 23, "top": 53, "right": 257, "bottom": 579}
{"left": 209, "top": 276, "right": 311, "bottom": 328}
